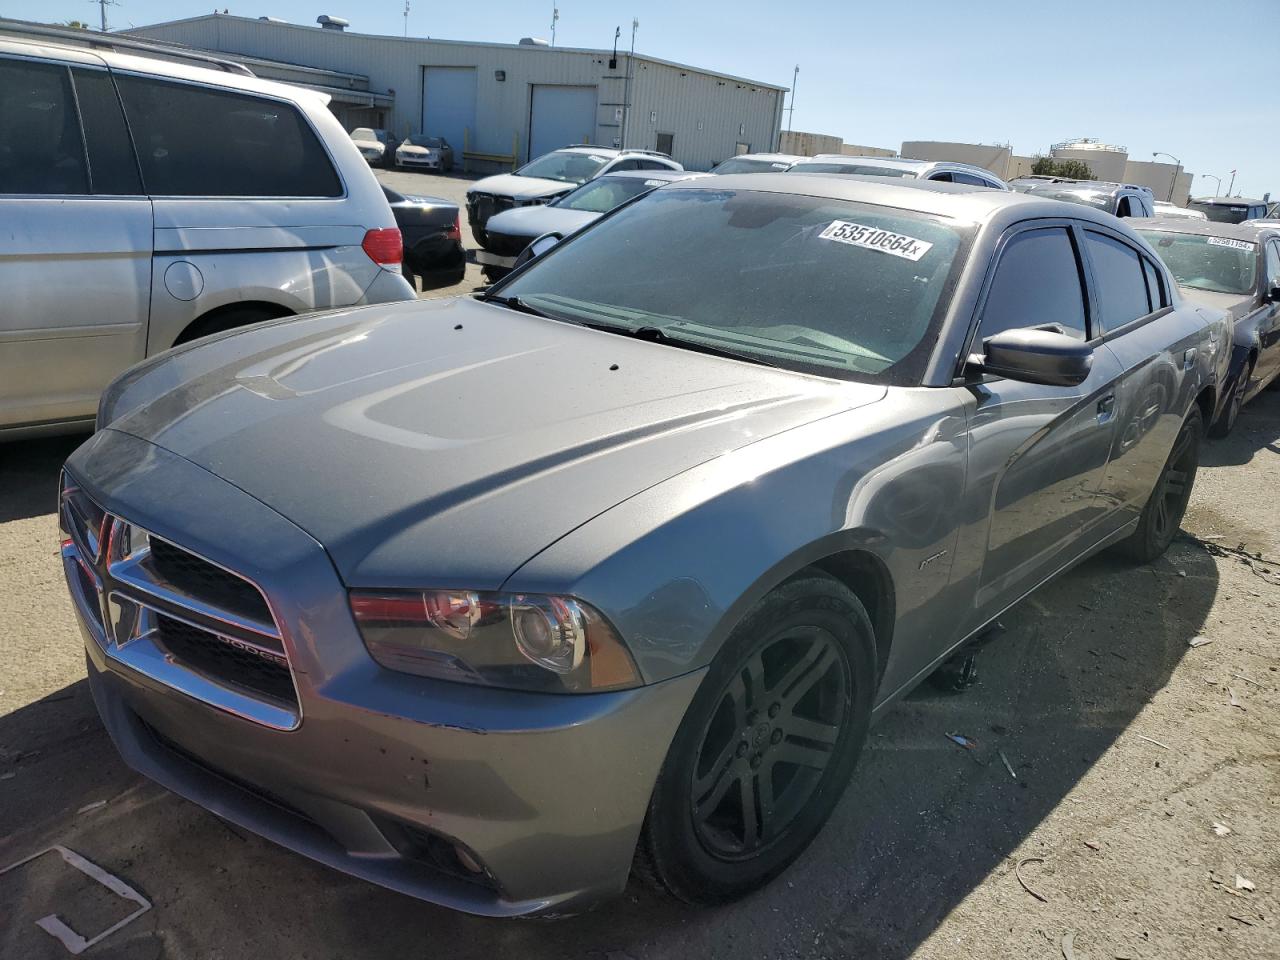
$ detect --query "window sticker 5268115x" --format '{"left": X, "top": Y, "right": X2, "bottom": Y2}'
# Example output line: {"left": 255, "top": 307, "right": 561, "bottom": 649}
{"left": 818, "top": 220, "right": 934, "bottom": 262}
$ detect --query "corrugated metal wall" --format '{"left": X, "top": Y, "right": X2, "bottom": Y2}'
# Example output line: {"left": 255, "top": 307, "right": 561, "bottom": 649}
{"left": 129, "top": 15, "right": 783, "bottom": 171}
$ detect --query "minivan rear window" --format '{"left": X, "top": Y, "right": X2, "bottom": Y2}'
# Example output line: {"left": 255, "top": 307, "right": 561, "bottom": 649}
{"left": 116, "top": 76, "right": 342, "bottom": 198}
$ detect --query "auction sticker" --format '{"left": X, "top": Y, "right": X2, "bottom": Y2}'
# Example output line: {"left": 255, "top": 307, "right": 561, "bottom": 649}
{"left": 819, "top": 220, "right": 933, "bottom": 261}
{"left": 1207, "top": 237, "right": 1254, "bottom": 251}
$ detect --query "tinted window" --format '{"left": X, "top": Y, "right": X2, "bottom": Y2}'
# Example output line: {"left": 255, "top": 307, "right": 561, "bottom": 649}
{"left": 500, "top": 189, "right": 971, "bottom": 385}
{"left": 1266, "top": 240, "right": 1280, "bottom": 287}
{"left": 1187, "top": 201, "right": 1250, "bottom": 224}
{"left": 1141, "top": 256, "right": 1167, "bottom": 310}
{"left": 1116, "top": 197, "right": 1133, "bottom": 218}
{"left": 0, "top": 58, "right": 87, "bottom": 195}
{"left": 610, "top": 158, "right": 640, "bottom": 172}
{"left": 978, "top": 228, "right": 1087, "bottom": 343}
{"left": 116, "top": 76, "right": 341, "bottom": 197}
{"left": 637, "top": 159, "right": 671, "bottom": 170}
{"left": 71, "top": 69, "right": 141, "bottom": 195}
{"left": 951, "top": 172, "right": 993, "bottom": 187}
{"left": 1084, "top": 231, "right": 1152, "bottom": 331}
{"left": 928, "top": 172, "right": 954, "bottom": 183}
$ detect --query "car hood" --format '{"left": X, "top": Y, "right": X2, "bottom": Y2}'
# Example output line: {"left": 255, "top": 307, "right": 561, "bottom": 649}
{"left": 1176, "top": 286, "right": 1256, "bottom": 318}
{"left": 484, "top": 206, "right": 599, "bottom": 239}
{"left": 470, "top": 173, "right": 576, "bottom": 201}
{"left": 398, "top": 144, "right": 437, "bottom": 155}
{"left": 103, "top": 298, "right": 883, "bottom": 589}
{"left": 353, "top": 140, "right": 384, "bottom": 152}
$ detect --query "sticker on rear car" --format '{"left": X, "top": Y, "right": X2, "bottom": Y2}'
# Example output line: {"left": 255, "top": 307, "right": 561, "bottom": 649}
{"left": 818, "top": 221, "right": 933, "bottom": 261}
{"left": 1207, "top": 237, "right": 1255, "bottom": 251}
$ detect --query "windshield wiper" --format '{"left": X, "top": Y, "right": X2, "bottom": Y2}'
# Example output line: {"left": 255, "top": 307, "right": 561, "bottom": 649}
{"left": 586, "top": 323, "right": 780, "bottom": 369}
{"left": 478, "top": 293, "right": 555, "bottom": 318}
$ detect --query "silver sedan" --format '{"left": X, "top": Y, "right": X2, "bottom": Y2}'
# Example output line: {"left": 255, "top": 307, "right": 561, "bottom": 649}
{"left": 63, "top": 175, "right": 1224, "bottom": 917}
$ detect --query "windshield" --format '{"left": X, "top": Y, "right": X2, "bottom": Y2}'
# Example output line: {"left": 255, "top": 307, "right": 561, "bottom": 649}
{"left": 1137, "top": 230, "right": 1257, "bottom": 295}
{"left": 407, "top": 135, "right": 445, "bottom": 148}
{"left": 1187, "top": 201, "right": 1253, "bottom": 224}
{"left": 790, "top": 163, "right": 916, "bottom": 178}
{"left": 555, "top": 177, "right": 658, "bottom": 213}
{"left": 713, "top": 157, "right": 792, "bottom": 174}
{"left": 498, "top": 188, "right": 970, "bottom": 384}
{"left": 517, "top": 151, "right": 609, "bottom": 184}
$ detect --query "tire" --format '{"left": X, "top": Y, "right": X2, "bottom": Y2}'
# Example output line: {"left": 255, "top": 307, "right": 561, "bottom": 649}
{"left": 1115, "top": 406, "right": 1203, "bottom": 563}
{"left": 636, "top": 573, "right": 877, "bottom": 905}
{"left": 1209, "top": 358, "right": 1253, "bottom": 438}
{"left": 174, "top": 306, "right": 286, "bottom": 345}
{"left": 472, "top": 224, "right": 488, "bottom": 247}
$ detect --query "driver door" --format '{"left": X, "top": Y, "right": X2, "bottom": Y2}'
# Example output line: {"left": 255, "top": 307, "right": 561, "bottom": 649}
{"left": 959, "top": 223, "right": 1122, "bottom": 634}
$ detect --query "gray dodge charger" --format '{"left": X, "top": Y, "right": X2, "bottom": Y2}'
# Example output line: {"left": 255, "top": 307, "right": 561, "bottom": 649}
{"left": 62, "top": 175, "right": 1225, "bottom": 916}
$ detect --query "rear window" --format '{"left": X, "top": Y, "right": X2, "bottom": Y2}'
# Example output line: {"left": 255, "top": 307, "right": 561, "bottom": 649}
{"left": 1187, "top": 201, "right": 1252, "bottom": 224}
{"left": 1136, "top": 229, "right": 1257, "bottom": 296}
{"left": 116, "top": 76, "right": 342, "bottom": 198}
{"left": 500, "top": 188, "right": 971, "bottom": 385}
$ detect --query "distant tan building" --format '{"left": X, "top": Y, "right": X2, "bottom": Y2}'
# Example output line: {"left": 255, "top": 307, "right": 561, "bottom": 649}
{"left": 1050, "top": 138, "right": 1129, "bottom": 182}
{"left": 1120, "top": 159, "right": 1192, "bottom": 205}
{"left": 779, "top": 130, "right": 843, "bottom": 156}
{"left": 901, "top": 141, "right": 1011, "bottom": 176}
{"left": 841, "top": 143, "right": 896, "bottom": 158}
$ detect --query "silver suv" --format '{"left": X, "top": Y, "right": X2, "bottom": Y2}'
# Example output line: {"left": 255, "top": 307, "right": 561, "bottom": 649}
{"left": 0, "top": 35, "right": 415, "bottom": 439}
{"left": 466, "top": 146, "right": 682, "bottom": 246}
{"left": 788, "top": 154, "right": 1010, "bottom": 190}
{"left": 1011, "top": 179, "right": 1155, "bottom": 218}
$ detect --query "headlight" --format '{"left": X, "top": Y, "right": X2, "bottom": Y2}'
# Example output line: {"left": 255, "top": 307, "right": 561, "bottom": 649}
{"left": 350, "top": 589, "right": 640, "bottom": 693}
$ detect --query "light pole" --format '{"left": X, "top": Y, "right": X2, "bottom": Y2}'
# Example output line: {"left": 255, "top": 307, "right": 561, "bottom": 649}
{"left": 786, "top": 64, "right": 799, "bottom": 136}
{"left": 1227, "top": 169, "right": 1237, "bottom": 197}
{"left": 1151, "top": 151, "right": 1180, "bottom": 202}
{"left": 1200, "top": 173, "right": 1222, "bottom": 196}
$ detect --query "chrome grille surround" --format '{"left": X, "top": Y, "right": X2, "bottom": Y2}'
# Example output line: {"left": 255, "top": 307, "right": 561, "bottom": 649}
{"left": 60, "top": 473, "right": 300, "bottom": 731}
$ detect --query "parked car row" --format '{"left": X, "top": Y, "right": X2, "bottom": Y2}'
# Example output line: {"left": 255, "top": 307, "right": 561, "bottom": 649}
{"left": 349, "top": 127, "right": 456, "bottom": 172}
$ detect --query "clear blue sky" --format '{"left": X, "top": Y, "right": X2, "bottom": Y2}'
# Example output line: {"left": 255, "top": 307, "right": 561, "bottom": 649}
{"left": 17, "top": 0, "right": 1279, "bottom": 199}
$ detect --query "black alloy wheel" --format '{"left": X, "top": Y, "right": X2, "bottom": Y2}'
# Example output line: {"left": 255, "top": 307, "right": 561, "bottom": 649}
{"left": 636, "top": 574, "right": 876, "bottom": 905}
{"left": 691, "top": 627, "right": 848, "bottom": 859}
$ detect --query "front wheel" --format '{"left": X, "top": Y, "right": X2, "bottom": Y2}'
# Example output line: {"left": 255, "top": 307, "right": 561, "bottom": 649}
{"left": 635, "top": 574, "right": 876, "bottom": 905}
{"left": 1115, "top": 406, "right": 1202, "bottom": 562}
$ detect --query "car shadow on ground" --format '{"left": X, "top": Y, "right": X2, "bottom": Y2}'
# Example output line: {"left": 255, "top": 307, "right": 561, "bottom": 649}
{"left": 1199, "top": 389, "right": 1280, "bottom": 468}
{"left": 0, "top": 434, "right": 87, "bottom": 524}
{"left": 0, "top": 537, "right": 1218, "bottom": 959}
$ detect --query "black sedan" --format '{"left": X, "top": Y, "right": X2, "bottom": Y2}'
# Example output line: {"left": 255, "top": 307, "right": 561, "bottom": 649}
{"left": 1136, "top": 218, "right": 1280, "bottom": 436}
{"left": 382, "top": 186, "right": 466, "bottom": 290}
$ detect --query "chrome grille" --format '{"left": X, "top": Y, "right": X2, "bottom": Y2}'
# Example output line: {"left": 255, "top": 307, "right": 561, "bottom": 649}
{"left": 60, "top": 473, "right": 299, "bottom": 730}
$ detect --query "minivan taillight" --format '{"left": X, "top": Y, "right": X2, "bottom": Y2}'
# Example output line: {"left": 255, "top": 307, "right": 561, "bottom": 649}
{"left": 362, "top": 227, "right": 403, "bottom": 267}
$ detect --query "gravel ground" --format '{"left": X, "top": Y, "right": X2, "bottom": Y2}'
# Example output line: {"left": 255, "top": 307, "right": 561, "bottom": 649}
{"left": 1, "top": 178, "right": 1277, "bottom": 957}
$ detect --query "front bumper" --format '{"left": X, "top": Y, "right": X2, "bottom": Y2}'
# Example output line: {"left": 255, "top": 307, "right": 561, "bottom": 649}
{"left": 475, "top": 249, "right": 517, "bottom": 270}
{"left": 397, "top": 155, "right": 441, "bottom": 169}
{"left": 63, "top": 430, "right": 703, "bottom": 916}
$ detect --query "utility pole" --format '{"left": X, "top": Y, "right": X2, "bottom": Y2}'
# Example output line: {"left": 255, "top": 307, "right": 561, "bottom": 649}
{"left": 91, "top": 0, "right": 118, "bottom": 32}
{"left": 1227, "top": 169, "right": 1237, "bottom": 196}
{"left": 621, "top": 18, "right": 638, "bottom": 150}
{"left": 550, "top": 6, "right": 559, "bottom": 46}
{"left": 403, "top": 0, "right": 410, "bottom": 37}
{"left": 785, "top": 64, "right": 799, "bottom": 136}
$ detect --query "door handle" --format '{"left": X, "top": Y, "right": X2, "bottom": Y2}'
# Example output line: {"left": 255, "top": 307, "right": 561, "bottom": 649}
{"left": 1097, "top": 395, "right": 1116, "bottom": 422}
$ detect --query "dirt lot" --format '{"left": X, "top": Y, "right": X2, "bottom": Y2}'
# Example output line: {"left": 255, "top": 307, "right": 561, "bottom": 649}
{"left": 1, "top": 171, "right": 1277, "bottom": 958}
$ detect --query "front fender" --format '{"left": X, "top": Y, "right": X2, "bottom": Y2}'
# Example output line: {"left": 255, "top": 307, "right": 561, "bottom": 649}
{"left": 504, "top": 390, "right": 972, "bottom": 706}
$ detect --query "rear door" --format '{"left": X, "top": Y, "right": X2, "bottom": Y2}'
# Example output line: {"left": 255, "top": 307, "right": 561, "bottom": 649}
{"left": 0, "top": 53, "right": 152, "bottom": 430}
{"left": 962, "top": 222, "right": 1123, "bottom": 629}
{"left": 1256, "top": 239, "right": 1280, "bottom": 385}
{"left": 1084, "top": 226, "right": 1199, "bottom": 526}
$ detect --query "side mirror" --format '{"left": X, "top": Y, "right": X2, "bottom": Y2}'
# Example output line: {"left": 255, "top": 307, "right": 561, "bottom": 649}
{"left": 1268, "top": 284, "right": 1280, "bottom": 303}
{"left": 969, "top": 328, "right": 1093, "bottom": 387}
{"left": 513, "top": 232, "right": 563, "bottom": 269}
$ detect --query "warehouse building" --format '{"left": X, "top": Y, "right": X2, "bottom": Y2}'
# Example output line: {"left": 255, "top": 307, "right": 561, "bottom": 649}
{"left": 126, "top": 13, "right": 787, "bottom": 171}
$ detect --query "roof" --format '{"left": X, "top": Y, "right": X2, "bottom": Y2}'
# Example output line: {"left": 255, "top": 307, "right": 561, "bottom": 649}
{"left": 0, "top": 33, "right": 332, "bottom": 106}
{"left": 1133, "top": 217, "right": 1280, "bottom": 243}
{"left": 800, "top": 155, "right": 930, "bottom": 170}
{"left": 125, "top": 13, "right": 789, "bottom": 92}
{"left": 597, "top": 170, "right": 707, "bottom": 183}
{"left": 733, "top": 153, "right": 805, "bottom": 163}
{"left": 665, "top": 172, "right": 1113, "bottom": 226}
{"left": 1189, "top": 196, "right": 1268, "bottom": 206}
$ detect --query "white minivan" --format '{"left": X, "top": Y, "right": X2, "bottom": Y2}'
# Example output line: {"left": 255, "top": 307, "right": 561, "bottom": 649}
{"left": 0, "top": 36, "right": 416, "bottom": 439}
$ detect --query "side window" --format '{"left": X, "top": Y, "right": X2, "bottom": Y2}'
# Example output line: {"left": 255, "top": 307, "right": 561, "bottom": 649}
{"left": 1141, "top": 256, "right": 1167, "bottom": 310}
{"left": 1265, "top": 240, "right": 1280, "bottom": 287}
{"left": 1084, "top": 230, "right": 1153, "bottom": 331}
{"left": 952, "top": 172, "right": 994, "bottom": 187}
{"left": 0, "top": 57, "right": 88, "bottom": 195}
{"left": 929, "top": 172, "right": 954, "bottom": 183}
{"left": 610, "top": 158, "right": 640, "bottom": 172}
{"left": 977, "top": 227, "right": 1089, "bottom": 344}
{"left": 115, "top": 75, "right": 342, "bottom": 198}
{"left": 1116, "top": 196, "right": 1133, "bottom": 218}
{"left": 70, "top": 69, "right": 141, "bottom": 195}
{"left": 638, "top": 159, "right": 670, "bottom": 170}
